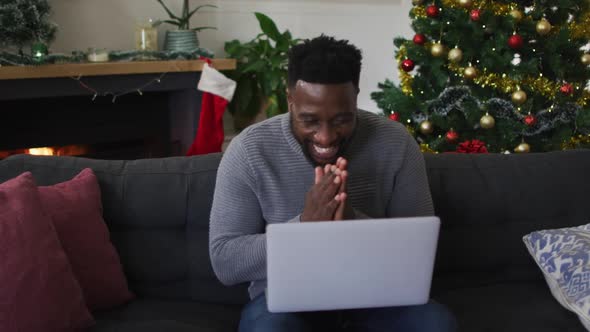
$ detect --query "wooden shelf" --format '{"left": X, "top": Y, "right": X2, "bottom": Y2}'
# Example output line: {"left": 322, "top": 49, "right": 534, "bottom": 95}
{"left": 0, "top": 58, "right": 236, "bottom": 80}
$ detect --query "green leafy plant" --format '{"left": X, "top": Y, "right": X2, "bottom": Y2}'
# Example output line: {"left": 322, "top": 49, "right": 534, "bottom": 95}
{"left": 225, "top": 12, "right": 300, "bottom": 129}
{"left": 156, "top": 0, "right": 216, "bottom": 31}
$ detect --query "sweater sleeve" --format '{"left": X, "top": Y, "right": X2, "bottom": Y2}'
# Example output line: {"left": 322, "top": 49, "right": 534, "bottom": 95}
{"left": 387, "top": 135, "right": 435, "bottom": 217}
{"left": 209, "top": 139, "right": 267, "bottom": 286}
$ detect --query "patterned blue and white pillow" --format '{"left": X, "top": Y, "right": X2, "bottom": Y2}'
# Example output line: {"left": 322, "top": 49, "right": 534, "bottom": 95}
{"left": 523, "top": 223, "right": 590, "bottom": 331}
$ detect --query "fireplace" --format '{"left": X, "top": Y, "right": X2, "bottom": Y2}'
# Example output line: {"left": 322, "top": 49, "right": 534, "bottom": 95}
{"left": 0, "top": 61, "right": 227, "bottom": 160}
{"left": 0, "top": 93, "right": 174, "bottom": 160}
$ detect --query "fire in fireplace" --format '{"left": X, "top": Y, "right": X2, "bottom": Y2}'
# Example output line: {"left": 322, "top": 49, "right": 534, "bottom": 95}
{"left": 0, "top": 144, "right": 91, "bottom": 160}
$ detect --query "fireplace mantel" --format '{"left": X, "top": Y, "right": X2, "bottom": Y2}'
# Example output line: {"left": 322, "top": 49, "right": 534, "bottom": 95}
{"left": 0, "top": 59, "right": 236, "bottom": 159}
{"left": 0, "top": 59, "right": 236, "bottom": 80}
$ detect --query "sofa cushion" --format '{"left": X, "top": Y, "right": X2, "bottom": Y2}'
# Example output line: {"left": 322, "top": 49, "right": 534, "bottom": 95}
{"left": 425, "top": 150, "right": 590, "bottom": 287}
{"left": 38, "top": 168, "right": 134, "bottom": 310}
{"left": 0, "top": 172, "right": 94, "bottom": 331}
{"left": 91, "top": 299, "right": 242, "bottom": 332}
{"left": 435, "top": 282, "right": 586, "bottom": 332}
{"left": 523, "top": 223, "right": 590, "bottom": 330}
{"left": 0, "top": 154, "right": 249, "bottom": 305}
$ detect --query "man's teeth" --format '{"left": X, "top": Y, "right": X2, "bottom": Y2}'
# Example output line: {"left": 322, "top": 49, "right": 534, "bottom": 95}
{"left": 313, "top": 145, "right": 337, "bottom": 154}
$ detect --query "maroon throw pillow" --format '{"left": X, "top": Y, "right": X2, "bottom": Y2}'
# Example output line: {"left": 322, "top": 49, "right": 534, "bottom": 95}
{"left": 39, "top": 168, "right": 134, "bottom": 310}
{"left": 0, "top": 172, "right": 94, "bottom": 332}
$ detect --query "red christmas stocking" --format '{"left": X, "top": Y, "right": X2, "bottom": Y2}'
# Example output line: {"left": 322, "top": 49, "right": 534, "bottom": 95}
{"left": 186, "top": 62, "right": 236, "bottom": 156}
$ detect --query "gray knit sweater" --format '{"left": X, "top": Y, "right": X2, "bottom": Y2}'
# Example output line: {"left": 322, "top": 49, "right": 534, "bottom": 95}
{"left": 209, "top": 110, "right": 434, "bottom": 299}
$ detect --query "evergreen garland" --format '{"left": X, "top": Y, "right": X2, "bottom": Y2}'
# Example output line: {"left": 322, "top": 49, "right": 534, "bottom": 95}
{"left": 0, "top": 48, "right": 215, "bottom": 66}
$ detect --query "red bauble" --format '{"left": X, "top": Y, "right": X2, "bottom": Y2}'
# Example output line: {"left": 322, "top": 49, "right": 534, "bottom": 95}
{"left": 413, "top": 34, "right": 427, "bottom": 45}
{"left": 389, "top": 112, "right": 400, "bottom": 121}
{"left": 508, "top": 34, "right": 524, "bottom": 50}
{"left": 401, "top": 59, "right": 415, "bottom": 72}
{"left": 560, "top": 83, "right": 574, "bottom": 96}
{"left": 470, "top": 9, "right": 481, "bottom": 21}
{"left": 524, "top": 114, "right": 536, "bottom": 126}
{"left": 445, "top": 129, "right": 459, "bottom": 143}
{"left": 426, "top": 5, "right": 440, "bottom": 18}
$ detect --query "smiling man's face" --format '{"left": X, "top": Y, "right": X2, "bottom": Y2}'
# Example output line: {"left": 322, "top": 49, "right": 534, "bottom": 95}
{"left": 288, "top": 80, "right": 358, "bottom": 166}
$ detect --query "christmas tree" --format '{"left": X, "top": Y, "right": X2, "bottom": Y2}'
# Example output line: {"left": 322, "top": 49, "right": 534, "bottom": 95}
{"left": 0, "top": 0, "right": 57, "bottom": 52}
{"left": 371, "top": 0, "right": 590, "bottom": 153}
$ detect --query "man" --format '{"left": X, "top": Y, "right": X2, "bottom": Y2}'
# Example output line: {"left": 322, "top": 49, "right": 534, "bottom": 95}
{"left": 209, "top": 35, "right": 456, "bottom": 332}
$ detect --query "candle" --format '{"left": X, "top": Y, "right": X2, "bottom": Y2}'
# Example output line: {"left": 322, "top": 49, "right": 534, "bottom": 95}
{"left": 87, "top": 49, "right": 109, "bottom": 62}
{"left": 135, "top": 18, "right": 158, "bottom": 51}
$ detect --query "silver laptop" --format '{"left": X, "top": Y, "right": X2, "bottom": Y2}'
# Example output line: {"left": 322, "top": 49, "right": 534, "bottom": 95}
{"left": 266, "top": 216, "right": 440, "bottom": 313}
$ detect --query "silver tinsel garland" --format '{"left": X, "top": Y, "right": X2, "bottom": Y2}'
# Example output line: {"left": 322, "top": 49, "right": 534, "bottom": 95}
{"left": 521, "top": 103, "right": 580, "bottom": 136}
{"left": 416, "top": 86, "right": 581, "bottom": 136}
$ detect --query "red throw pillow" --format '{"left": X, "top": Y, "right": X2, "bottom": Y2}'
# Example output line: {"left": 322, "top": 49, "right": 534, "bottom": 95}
{"left": 0, "top": 172, "right": 94, "bottom": 332}
{"left": 39, "top": 168, "right": 134, "bottom": 310}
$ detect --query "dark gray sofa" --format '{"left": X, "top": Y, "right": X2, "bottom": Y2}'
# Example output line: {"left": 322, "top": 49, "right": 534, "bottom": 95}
{"left": 1, "top": 150, "right": 589, "bottom": 332}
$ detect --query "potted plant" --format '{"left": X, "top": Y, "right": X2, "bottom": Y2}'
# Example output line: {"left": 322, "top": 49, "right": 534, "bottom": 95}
{"left": 156, "top": 0, "right": 217, "bottom": 52}
{"left": 224, "top": 12, "right": 300, "bottom": 130}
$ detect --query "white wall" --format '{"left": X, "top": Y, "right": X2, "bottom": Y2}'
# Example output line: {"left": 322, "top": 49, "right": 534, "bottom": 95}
{"left": 48, "top": 0, "right": 413, "bottom": 113}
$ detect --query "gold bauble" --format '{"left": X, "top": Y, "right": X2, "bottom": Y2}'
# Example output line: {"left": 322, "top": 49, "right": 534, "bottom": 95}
{"left": 480, "top": 113, "right": 495, "bottom": 129}
{"left": 419, "top": 120, "right": 434, "bottom": 135}
{"left": 458, "top": 0, "right": 472, "bottom": 8}
{"left": 511, "top": 90, "right": 527, "bottom": 105}
{"left": 510, "top": 9, "right": 523, "bottom": 22}
{"left": 464, "top": 66, "right": 477, "bottom": 79}
{"left": 448, "top": 48, "right": 463, "bottom": 63}
{"left": 582, "top": 54, "right": 590, "bottom": 66}
{"left": 412, "top": 0, "right": 424, "bottom": 5}
{"left": 431, "top": 43, "right": 445, "bottom": 57}
{"left": 514, "top": 142, "right": 531, "bottom": 153}
{"left": 536, "top": 18, "right": 552, "bottom": 36}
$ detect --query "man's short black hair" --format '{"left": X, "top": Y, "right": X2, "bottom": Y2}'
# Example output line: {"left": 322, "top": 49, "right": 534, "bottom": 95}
{"left": 287, "top": 35, "right": 362, "bottom": 89}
